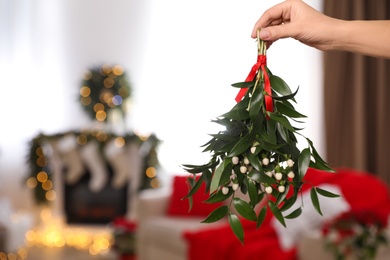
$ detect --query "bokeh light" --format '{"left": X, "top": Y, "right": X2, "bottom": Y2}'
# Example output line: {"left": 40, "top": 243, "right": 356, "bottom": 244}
{"left": 114, "top": 137, "right": 125, "bottom": 148}
{"left": 145, "top": 167, "right": 157, "bottom": 178}
{"left": 96, "top": 110, "right": 107, "bottom": 121}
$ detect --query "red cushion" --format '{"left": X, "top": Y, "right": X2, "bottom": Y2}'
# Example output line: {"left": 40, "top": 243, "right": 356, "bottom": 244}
{"left": 166, "top": 175, "right": 222, "bottom": 217}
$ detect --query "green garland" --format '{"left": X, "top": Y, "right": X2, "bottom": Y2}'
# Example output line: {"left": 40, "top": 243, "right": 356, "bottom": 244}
{"left": 26, "top": 131, "right": 160, "bottom": 205}
{"left": 79, "top": 64, "right": 132, "bottom": 122}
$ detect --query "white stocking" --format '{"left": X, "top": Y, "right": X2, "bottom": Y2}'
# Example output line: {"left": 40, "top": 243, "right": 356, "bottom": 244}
{"left": 80, "top": 141, "right": 108, "bottom": 193}
{"left": 104, "top": 140, "right": 131, "bottom": 189}
{"left": 57, "top": 134, "right": 84, "bottom": 185}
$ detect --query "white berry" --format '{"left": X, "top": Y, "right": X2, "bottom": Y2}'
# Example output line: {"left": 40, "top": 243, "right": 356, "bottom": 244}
{"left": 232, "top": 183, "right": 239, "bottom": 191}
{"left": 240, "top": 166, "right": 247, "bottom": 174}
{"left": 250, "top": 146, "right": 256, "bottom": 154}
{"left": 265, "top": 171, "right": 273, "bottom": 177}
{"left": 243, "top": 157, "right": 250, "bottom": 165}
{"left": 287, "top": 159, "right": 294, "bottom": 168}
{"left": 288, "top": 171, "right": 295, "bottom": 179}
{"left": 262, "top": 157, "right": 269, "bottom": 166}
{"left": 222, "top": 186, "right": 229, "bottom": 195}
{"left": 275, "top": 172, "right": 283, "bottom": 181}
{"left": 265, "top": 186, "right": 273, "bottom": 194}
{"left": 232, "top": 156, "right": 239, "bottom": 165}
{"left": 278, "top": 186, "right": 285, "bottom": 193}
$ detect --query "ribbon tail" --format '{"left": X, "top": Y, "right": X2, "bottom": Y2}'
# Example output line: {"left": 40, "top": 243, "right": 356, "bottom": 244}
{"left": 235, "top": 88, "right": 248, "bottom": 103}
{"left": 262, "top": 64, "right": 274, "bottom": 114}
{"left": 235, "top": 62, "right": 262, "bottom": 103}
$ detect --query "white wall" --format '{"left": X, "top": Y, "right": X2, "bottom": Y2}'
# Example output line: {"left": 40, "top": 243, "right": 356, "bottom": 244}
{"left": 0, "top": 0, "right": 324, "bottom": 209}
{"left": 136, "top": 0, "right": 325, "bottom": 175}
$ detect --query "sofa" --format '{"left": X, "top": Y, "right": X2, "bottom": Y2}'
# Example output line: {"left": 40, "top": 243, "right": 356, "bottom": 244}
{"left": 135, "top": 176, "right": 230, "bottom": 260}
{"left": 135, "top": 168, "right": 390, "bottom": 260}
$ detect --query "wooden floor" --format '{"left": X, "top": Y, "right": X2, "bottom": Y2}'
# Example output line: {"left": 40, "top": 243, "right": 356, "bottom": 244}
{"left": 26, "top": 246, "right": 118, "bottom": 260}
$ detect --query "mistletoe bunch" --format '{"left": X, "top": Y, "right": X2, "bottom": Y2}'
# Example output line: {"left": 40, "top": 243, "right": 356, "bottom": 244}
{"left": 182, "top": 33, "right": 337, "bottom": 244}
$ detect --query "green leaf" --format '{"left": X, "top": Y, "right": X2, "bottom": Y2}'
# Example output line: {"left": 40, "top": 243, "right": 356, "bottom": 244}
{"left": 230, "top": 97, "right": 250, "bottom": 111}
{"left": 221, "top": 109, "right": 249, "bottom": 121}
{"left": 227, "top": 134, "right": 253, "bottom": 157}
{"left": 204, "top": 188, "right": 232, "bottom": 203}
{"left": 271, "top": 86, "right": 299, "bottom": 101}
{"left": 266, "top": 120, "right": 277, "bottom": 144}
{"left": 183, "top": 174, "right": 203, "bottom": 200}
{"left": 270, "top": 75, "right": 292, "bottom": 96}
{"left": 231, "top": 81, "right": 255, "bottom": 89}
{"left": 257, "top": 140, "right": 284, "bottom": 151}
{"left": 249, "top": 84, "right": 264, "bottom": 121}
{"left": 298, "top": 148, "right": 311, "bottom": 180}
{"left": 218, "top": 161, "right": 233, "bottom": 187}
{"left": 268, "top": 114, "right": 294, "bottom": 132}
{"left": 284, "top": 207, "right": 302, "bottom": 219}
{"left": 201, "top": 205, "right": 229, "bottom": 223}
{"left": 246, "top": 179, "right": 259, "bottom": 207}
{"left": 210, "top": 160, "right": 230, "bottom": 194}
{"left": 276, "top": 102, "right": 307, "bottom": 118}
{"left": 269, "top": 201, "right": 286, "bottom": 227}
{"left": 276, "top": 122, "right": 289, "bottom": 144}
{"left": 306, "top": 138, "right": 335, "bottom": 172}
{"left": 202, "top": 170, "right": 213, "bottom": 193}
{"left": 309, "top": 160, "right": 334, "bottom": 172}
{"left": 279, "top": 194, "right": 299, "bottom": 212}
{"left": 188, "top": 196, "right": 193, "bottom": 212}
{"left": 246, "top": 151, "right": 262, "bottom": 172}
{"left": 251, "top": 111, "right": 265, "bottom": 137}
{"left": 247, "top": 170, "right": 263, "bottom": 183}
{"left": 228, "top": 213, "right": 244, "bottom": 244}
{"left": 276, "top": 184, "right": 289, "bottom": 206}
{"left": 182, "top": 160, "right": 218, "bottom": 174}
{"left": 259, "top": 172, "right": 278, "bottom": 185}
{"left": 316, "top": 187, "right": 340, "bottom": 198}
{"left": 310, "top": 187, "right": 322, "bottom": 216}
{"left": 233, "top": 198, "right": 257, "bottom": 221}
{"left": 217, "top": 140, "right": 241, "bottom": 154}
{"left": 256, "top": 207, "right": 267, "bottom": 228}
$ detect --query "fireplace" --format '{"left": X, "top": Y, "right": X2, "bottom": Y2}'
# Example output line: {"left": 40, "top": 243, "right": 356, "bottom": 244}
{"left": 63, "top": 165, "right": 128, "bottom": 225}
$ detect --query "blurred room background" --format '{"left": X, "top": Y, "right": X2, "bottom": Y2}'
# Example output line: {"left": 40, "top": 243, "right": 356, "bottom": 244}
{"left": 0, "top": 0, "right": 332, "bottom": 259}
{"left": 0, "top": 0, "right": 324, "bottom": 210}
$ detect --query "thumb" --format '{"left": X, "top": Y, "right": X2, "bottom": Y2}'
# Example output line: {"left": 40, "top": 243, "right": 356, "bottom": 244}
{"left": 259, "top": 24, "right": 292, "bottom": 42}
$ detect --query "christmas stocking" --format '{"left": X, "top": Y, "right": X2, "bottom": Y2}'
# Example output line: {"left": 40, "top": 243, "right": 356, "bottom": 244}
{"left": 104, "top": 139, "right": 131, "bottom": 189}
{"left": 127, "top": 141, "right": 144, "bottom": 220}
{"left": 57, "top": 134, "right": 85, "bottom": 185}
{"left": 79, "top": 141, "right": 108, "bottom": 193}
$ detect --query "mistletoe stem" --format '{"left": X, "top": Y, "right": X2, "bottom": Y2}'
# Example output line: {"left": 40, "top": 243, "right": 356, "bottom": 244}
{"left": 249, "top": 30, "right": 267, "bottom": 110}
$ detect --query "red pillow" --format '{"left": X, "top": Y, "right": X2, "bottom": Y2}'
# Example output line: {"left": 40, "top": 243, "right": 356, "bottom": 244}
{"left": 166, "top": 175, "right": 223, "bottom": 217}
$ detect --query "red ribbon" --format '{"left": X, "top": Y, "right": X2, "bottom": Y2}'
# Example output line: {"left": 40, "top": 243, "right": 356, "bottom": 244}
{"left": 235, "top": 55, "right": 274, "bottom": 114}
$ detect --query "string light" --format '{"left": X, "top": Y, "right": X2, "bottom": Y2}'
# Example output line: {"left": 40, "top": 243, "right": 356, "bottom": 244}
{"left": 114, "top": 137, "right": 125, "bottom": 148}
{"left": 23, "top": 209, "right": 114, "bottom": 256}
{"left": 145, "top": 167, "right": 157, "bottom": 178}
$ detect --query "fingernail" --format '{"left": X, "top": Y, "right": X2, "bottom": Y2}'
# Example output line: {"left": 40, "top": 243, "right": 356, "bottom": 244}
{"left": 260, "top": 30, "right": 270, "bottom": 39}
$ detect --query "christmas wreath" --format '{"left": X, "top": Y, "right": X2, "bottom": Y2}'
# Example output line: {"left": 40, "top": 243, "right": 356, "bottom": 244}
{"left": 79, "top": 64, "right": 131, "bottom": 122}
{"left": 182, "top": 30, "right": 337, "bottom": 243}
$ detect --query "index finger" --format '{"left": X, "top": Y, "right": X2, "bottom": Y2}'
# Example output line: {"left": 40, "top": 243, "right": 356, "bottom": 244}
{"left": 251, "top": 1, "right": 293, "bottom": 38}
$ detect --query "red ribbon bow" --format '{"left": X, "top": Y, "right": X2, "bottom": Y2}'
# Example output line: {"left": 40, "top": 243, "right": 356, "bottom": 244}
{"left": 235, "top": 54, "right": 273, "bottom": 114}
